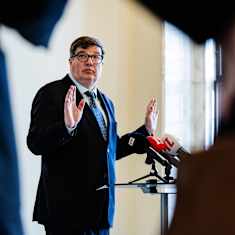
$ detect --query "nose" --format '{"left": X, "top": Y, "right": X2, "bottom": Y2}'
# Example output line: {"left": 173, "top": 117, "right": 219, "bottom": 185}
{"left": 86, "top": 56, "right": 94, "bottom": 65}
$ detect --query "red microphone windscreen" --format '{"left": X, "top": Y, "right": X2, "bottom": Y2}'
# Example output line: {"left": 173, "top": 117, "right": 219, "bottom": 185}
{"left": 146, "top": 136, "right": 167, "bottom": 152}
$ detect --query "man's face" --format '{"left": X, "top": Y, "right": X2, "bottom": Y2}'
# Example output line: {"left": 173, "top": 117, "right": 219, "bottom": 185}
{"left": 69, "top": 46, "right": 103, "bottom": 89}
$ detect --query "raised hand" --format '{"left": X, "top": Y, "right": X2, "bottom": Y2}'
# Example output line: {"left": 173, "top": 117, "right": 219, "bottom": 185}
{"left": 145, "top": 98, "right": 159, "bottom": 136}
{"left": 64, "top": 85, "right": 85, "bottom": 128}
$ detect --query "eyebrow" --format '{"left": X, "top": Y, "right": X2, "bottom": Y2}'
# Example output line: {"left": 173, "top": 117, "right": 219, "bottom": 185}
{"left": 77, "top": 51, "right": 101, "bottom": 55}
{"left": 76, "top": 48, "right": 102, "bottom": 54}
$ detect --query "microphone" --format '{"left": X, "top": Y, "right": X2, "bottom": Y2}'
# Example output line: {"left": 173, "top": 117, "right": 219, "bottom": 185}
{"left": 146, "top": 136, "right": 180, "bottom": 167}
{"left": 146, "top": 136, "right": 166, "bottom": 151}
{"left": 161, "top": 134, "right": 191, "bottom": 161}
{"left": 126, "top": 133, "right": 175, "bottom": 167}
{"left": 126, "top": 133, "right": 188, "bottom": 168}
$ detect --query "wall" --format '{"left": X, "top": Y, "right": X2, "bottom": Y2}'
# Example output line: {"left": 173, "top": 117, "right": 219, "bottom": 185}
{"left": 0, "top": 1, "right": 163, "bottom": 234}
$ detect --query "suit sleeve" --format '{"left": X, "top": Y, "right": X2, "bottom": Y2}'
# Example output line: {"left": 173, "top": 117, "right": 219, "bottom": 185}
{"left": 116, "top": 125, "right": 150, "bottom": 160}
{"left": 27, "top": 85, "right": 74, "bottom": 156}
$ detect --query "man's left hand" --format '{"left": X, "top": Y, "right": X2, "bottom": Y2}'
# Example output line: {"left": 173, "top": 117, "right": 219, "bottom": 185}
{"left": 145, "top": 98, "right": 158, "bottom": 136}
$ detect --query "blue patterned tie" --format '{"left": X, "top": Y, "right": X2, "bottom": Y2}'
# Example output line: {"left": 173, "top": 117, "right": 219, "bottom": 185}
{"left": 85, "top": 91, "right": 107, "bottom": 140}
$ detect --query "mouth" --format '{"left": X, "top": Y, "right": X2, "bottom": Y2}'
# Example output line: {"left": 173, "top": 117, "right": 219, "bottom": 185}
{"left": 83, "top": 69, "right": 95, "bottom": 74}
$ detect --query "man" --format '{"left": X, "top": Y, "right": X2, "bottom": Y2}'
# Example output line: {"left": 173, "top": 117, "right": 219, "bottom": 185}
{"left": 27, "top": 36, "right": 158, "bottom": 235}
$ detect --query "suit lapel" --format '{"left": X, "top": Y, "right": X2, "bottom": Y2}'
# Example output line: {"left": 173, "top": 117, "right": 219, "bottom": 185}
{"left": 75, "top": 85, "right": 107, "bottom": 141}
{"left": 63, "top": 75, "right": 111, "bottom": 142}
{"left": 62, "top": 75, "right": 102, "bottom": 139}
{"left": 97, "top": 90, "right": 114, "bottom": 142}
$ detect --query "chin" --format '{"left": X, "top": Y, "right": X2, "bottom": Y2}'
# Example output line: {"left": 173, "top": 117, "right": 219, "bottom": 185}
{"left": 79, "top": 75, "right": 97, "bottom": 88}
{"left": 84, "top": 80, "right": 96, "bottom": 89}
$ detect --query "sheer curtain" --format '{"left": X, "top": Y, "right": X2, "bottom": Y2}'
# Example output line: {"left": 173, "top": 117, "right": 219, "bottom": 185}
{"left": 163, "top": 22, "right": 216, "bottom": 225}
{"left": 163, "top": 23, "right": 216, "bottom": 154}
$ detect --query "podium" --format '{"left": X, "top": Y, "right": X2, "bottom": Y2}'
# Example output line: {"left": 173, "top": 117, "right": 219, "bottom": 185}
{"left": 114, "top": 182, "right": 176, "bottom": 235}
{"left": 97, "top": 147, "right": 180, "bottom": 234}
{"left": 114, "top": 146, "right": 180, "bottom": 235}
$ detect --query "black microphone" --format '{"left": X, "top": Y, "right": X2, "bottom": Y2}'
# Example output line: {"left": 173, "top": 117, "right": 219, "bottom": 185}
{"left": 126, "top": 133, "right": 182, "bottom": 168}
{"left": 146, "top": 147, "right": 173, "bottom": 167}
{"left": 126, "top": 133, "right": 171, "bottom": 167}
{"left": 146, "top": 136, "right": 180, "bottom": 168}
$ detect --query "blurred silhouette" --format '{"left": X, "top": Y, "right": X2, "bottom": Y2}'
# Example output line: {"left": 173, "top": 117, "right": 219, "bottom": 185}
{"left": 137, "top": 1, "right": 235, "bottom": 235}
{"left": 0, "top": 1, "right": 67, "bottom": 234}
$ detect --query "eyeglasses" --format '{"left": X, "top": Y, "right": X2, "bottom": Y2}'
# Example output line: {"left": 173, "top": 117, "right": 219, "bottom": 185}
{"left": 72, "top": 53, "right": 103, "bottom": 64}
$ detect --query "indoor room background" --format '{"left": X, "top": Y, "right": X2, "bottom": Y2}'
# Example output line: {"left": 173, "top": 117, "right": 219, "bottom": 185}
{"left": 0, "top": 0, "right": 214, "bottom": 234}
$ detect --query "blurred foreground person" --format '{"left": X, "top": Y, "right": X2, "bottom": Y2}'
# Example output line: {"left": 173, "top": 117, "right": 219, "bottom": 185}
{"left": 137, "top": 1, "right": 235, "bottom": 234}
{"left": 0, "top": 1, "right": 67, "bottom": 234}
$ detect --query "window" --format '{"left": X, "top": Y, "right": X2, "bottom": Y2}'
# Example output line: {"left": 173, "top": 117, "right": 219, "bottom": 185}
{"left": 164, "top": 23, "right": 216, "bottom": 152}
{"left": 163, "top": 22, "right": 216, "bottom": 226}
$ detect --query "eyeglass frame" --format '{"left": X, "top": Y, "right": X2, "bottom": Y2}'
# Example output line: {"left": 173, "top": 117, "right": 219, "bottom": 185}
{"left": 71, "top": 52, "right": 103, "bottom": 64}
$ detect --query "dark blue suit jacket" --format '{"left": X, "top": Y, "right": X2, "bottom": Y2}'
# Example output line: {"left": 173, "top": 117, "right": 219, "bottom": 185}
{"left": 27, "top": 75, "right": 149, "bottom": 230}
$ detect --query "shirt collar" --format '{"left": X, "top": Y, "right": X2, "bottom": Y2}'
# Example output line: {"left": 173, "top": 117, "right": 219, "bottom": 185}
{"left": 68, "top": 73, "right": 97, "bottom": 97}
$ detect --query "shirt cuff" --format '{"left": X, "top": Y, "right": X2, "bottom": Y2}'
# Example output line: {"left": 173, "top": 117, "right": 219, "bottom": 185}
{"left": 66, "top": 125, "right": 77, "bottom": 136}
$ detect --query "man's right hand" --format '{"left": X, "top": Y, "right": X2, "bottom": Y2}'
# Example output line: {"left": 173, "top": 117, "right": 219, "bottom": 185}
{"left": 64, "top": 85, "right": 85, "bottom": 128}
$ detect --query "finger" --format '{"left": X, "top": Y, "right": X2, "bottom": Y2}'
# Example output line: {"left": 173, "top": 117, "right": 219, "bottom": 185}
{"left": 65, "top": 86, "right": 72, "bottom": 104}
{"left": 150, "top": 98, "right": 156, "bottom": 111}
{"left": 71, "top": 85, "right": 76, "bottom": 103}
{"left": 150, "top": 98, "right": 158, "bottom": 113}
{"left": 77, "top": 99, "right": 85, "bottom": 111}
{"left": 146, "top": 99, "right": 153, "bottom": 111}
{"left": 147, "top": 98, "right": 156, "bottom": 113}
{"left": 68, "top": 85, "right": 75, "bottom": 102}
{"left": 153, "top": 98, "right": 158, "bottom": 114}
{"left": 65, "top": 85, "right": 75, "bottom": 106}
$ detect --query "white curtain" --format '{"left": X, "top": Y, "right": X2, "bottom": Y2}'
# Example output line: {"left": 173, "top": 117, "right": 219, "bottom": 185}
{"left": 163, "top": 22, "right": 216, "bottom": 225}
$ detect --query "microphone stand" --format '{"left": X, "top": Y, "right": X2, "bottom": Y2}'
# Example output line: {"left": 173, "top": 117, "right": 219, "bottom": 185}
{"left": 164, "top": 164, "right": 175, "bottom": 183}
{"left": 146, "top": 148, "right": 176, "bottom": 183}
{"left": 128, "top": 161, "right": 168, "bottom": 184}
